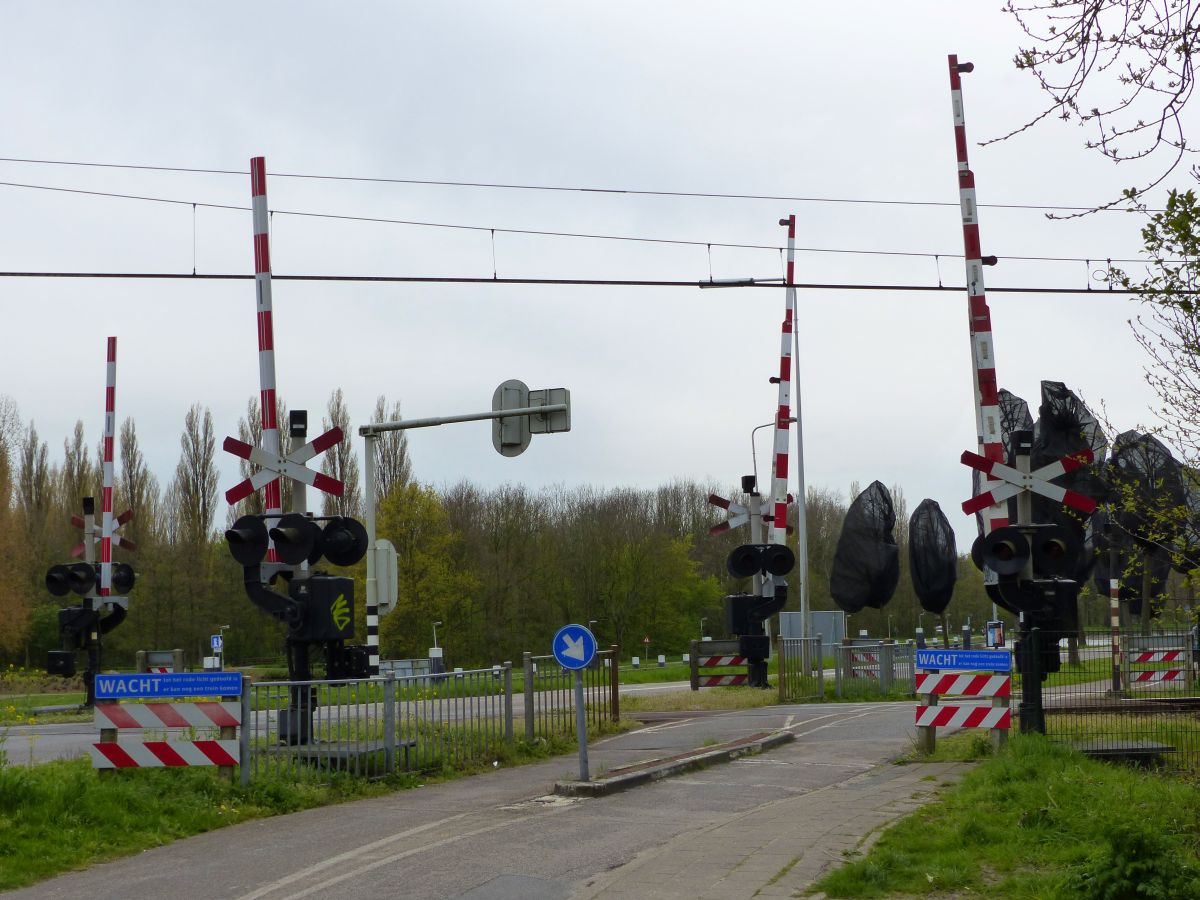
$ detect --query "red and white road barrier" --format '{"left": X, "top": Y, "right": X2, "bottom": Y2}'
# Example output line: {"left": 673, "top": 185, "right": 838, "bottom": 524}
{"left": 700, "top": 655, "right": 745, "bottom": 668}
{"left": 699, "top": 674, "right": 748, "bottom": 687}
{"left": 916, "top": 673, "right": 1010, "bottom": 697}
{"left": 91, "top": 740, "right": 239, "bottom": 769}
{"left": 915, "top": 705, "right": 1011, "bottom": 730}
{"left": 1129, "top": 669, "right": 1187, "bottom": 684}
{"left": 91, "top": 701, "right": 242, "bottom": 770}
{"left": 95, "top": 701, "right": 240, "bottom": 730}
{"left": 1129, "top": 651, "right": 1187, "bottom": 664}
{"left": 691, "top": 642, "right": 752, "bottom": 690}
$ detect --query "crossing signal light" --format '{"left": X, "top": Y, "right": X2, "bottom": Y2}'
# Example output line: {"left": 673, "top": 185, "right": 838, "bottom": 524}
{"left": 226, "top": 515, "right": 270, "bottom": 565}
{"left": 970, "top": 527, "right": 1029, "bottom": 577}
{"left": 111, "top": 562, "right": 136, "bottom": 594}
{"left": 67, "top": 563, "right": 96, "bottom": 596}
{"left": 226, "top": 513, "right": 369, "bottom": 569}
{"left": 269, "top": 513, "right": 323, "bottom": 566}
{"left": 46, "top": 565, "right": 72, "bottom": 596}
{"left": 726, "top": 543, "right": 795, "bottom": 579}
{"left": 320, "top": 517, "right": 368, "bottom": 567}
{"left": 1028, "top": 524, "right": 1082, "bottom": 578}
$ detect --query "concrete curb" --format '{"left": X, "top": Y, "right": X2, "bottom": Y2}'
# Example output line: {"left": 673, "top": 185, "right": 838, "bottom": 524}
{"left": 553, "top": 729, "right": 795, "bottom": 797}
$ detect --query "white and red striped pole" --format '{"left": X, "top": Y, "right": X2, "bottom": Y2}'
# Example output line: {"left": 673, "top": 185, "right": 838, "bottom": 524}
{"left": 1110, "top": 576, "right": 1122, "bottom": 692}
{"left": 99, "top": 336, "right": 117, "bottom": 595}
{"left": 768, "top": 216, "right": 796, "bottom": 556}
{"left": 949, "top": 57, "right": 1008, "bottom": 537}
{"left": 251, "top": 157, "right": 283, "bottom": 562}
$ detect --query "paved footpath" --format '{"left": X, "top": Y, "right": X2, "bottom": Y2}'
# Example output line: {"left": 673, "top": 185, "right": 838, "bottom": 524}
{"left": 8, "top": 702, "right": 974, "bottom": 900}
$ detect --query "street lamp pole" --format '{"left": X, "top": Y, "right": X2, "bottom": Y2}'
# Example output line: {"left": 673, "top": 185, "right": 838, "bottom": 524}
{"left": 432, "top": 621, "right": 442, "bottom": 649}
{"left": 700, "top": 617, "right": 707, "bottom": 640}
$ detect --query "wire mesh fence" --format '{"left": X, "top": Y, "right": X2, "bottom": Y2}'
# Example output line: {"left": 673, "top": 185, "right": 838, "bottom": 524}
{"left": 776, "top": 636, "right": 824, "bottom": 703}
{"left": 1030, "top": 626, "right": 1200, "bottom": 769}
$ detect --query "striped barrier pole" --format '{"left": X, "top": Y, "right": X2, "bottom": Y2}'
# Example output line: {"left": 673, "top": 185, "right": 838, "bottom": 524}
{"left": 250, "top": 156, "right": 283, "bottom": 563}
{"left": 1110, "top": 576, "right": 1122, "bottom": 694}
{"left": 99, "top": 337, "right": 117, "bottom": 595}
{"left": 768, "top": 217, "right": 797, "bottom": 558}
{"left": 948, "top": 56, "right": 1008, "bottom": 538}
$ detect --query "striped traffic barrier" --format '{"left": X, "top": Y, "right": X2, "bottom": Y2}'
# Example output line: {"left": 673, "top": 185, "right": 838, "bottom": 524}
{"left": 916, "top": 673, "right": 1010, "bottom": 697}
{"left": 690, "top": 640, "right": 751, "bottom": 690}
{"left": 915, "top": 705, "right": 1010, "bottom": 729}
{"left": 91, "top": 701, "right": 242, "bottom": 770}
{"left": 1124, "top": 637, "right": 1194, "bottom": 689}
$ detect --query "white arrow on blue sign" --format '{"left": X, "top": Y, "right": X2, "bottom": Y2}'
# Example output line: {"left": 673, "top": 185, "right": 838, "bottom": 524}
{"left": 553, "top": 623, "right": 597, "bottom": 670}
{"left": 211, "top": 634, "right": 224, "bottom": 652}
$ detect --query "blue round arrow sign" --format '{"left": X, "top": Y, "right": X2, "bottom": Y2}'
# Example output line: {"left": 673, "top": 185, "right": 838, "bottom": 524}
{"left": 552, "top": 623, "right": 597, "bottom": 670}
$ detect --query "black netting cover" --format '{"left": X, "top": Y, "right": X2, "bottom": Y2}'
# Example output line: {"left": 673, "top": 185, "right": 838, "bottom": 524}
{"left": 908, "top": 499, "right": 957, "bottom": 614}
{"left": 830, "top": 481, "right": 900, "bottom": 613}
{"left": 1108, "top": 430, "right": 1186, "bottom": 546}
{"left": 1031, "top": 380, "right": 1109, "bottom": 512}
{"left": 972, "top": 389, "right": 1033, "bottom": 536}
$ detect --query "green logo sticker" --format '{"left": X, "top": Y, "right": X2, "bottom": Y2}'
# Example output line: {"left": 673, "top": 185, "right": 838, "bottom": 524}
{"left": 331, "top": 594, "right": 351, "bottom": 631}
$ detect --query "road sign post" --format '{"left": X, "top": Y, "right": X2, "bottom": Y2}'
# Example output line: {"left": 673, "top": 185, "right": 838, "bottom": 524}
{"left": 553, "top": 623, "right": 597, "bottom": 782}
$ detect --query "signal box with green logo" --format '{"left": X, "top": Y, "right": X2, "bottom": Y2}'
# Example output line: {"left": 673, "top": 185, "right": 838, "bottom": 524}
{"left": 289, "top": 575, "right": 356, "bottom": 642}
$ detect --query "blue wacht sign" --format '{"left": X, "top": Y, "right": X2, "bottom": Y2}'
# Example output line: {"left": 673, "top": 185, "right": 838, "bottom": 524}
{"left": 94, "top": 672, "right": 243, "bottom": 700}
{"left": 916, "top": 649, "right": 1012, "bottom": 673}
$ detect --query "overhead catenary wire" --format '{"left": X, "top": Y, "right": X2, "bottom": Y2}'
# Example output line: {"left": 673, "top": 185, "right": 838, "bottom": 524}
{"left": 0, "top": 178, "right": 1172, "bottom": 267}
{"left": 0, "top": 154, "right": 1167, "bottom": 213}
{"left": 0, "top": 270, "right": 1171, "bottom": 294}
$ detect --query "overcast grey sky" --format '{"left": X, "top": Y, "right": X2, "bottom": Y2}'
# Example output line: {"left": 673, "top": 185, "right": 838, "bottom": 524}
{"left": 0, "top": 1, "right": 1185, "bottom": 551}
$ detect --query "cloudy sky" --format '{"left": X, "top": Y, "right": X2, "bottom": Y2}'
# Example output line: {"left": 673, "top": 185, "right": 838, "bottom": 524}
{"left": 0, "top": 2, "right": 1185, "bottom": 551}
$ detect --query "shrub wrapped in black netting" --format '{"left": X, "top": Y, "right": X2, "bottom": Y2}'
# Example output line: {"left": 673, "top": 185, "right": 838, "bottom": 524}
{"left": 909, "top": 499, "right": 957, "bottom": 615}
{"left": 830, "top": 481, "right": 899, "bottom": 613}
{"left": 1108, "top": 430, "right": 1187, "bottom": 548}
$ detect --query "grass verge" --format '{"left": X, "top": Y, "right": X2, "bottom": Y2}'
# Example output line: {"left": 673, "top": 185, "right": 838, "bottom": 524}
{"left": 811, "top": 732, "right": 1200, "bottom": 899}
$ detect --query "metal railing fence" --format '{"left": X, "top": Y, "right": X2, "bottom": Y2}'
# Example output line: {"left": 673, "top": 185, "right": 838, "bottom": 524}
{"left": 833, "top": 641, "right": 915, "bottom": 699}
{"left": 522, "top": 646, "right": 619, "bottom": 742}
{"left": 776, "top": 636, "right": 824, "bottom": 703}
{"left": 243, "top": 665, "right": 514, "bottom": 785}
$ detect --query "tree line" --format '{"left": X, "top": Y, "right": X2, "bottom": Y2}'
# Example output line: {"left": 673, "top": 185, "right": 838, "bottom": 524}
{"left": 0, "top": 389, "right": 1004, "bottom": 672}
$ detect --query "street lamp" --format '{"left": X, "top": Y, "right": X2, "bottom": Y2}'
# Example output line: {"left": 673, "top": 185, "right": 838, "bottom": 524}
{"left": 217, "top": 625, "right": 231, "bottom": 669}
{"left": 700, "top": 617, "right": 707, "bottom": 640}
{"left": 588, "top": 619, "right": 598, "bottom": 635}
{"left": 432, "top": 621, "right": 443, "bottom": 649}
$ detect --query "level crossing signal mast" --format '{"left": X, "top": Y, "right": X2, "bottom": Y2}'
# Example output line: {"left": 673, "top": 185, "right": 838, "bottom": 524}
{"left": 45, "top": 497, "right": 135, "bottom": 706}
{"left": 723, "top": 542, "right": 795, "bottom": 688}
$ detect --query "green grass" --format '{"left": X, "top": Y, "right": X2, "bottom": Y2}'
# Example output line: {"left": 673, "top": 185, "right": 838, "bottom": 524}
{"left": 813, "top": 733, "right": 1200, "bottom": 899}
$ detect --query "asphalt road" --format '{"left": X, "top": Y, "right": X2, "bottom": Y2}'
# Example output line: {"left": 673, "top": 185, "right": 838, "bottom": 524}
{"left": 8, "top": 700, "right": 922, "bottom": 900}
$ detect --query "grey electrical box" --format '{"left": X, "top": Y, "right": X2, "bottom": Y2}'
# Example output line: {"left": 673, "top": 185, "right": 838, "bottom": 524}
{"left": 528, "top": 388, "right": 571, "bottom": 434}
